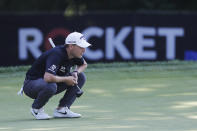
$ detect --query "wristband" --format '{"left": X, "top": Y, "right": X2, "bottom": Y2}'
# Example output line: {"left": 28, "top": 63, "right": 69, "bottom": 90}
{"left": 73, "top": 71, "right": 79, "bottom": 75}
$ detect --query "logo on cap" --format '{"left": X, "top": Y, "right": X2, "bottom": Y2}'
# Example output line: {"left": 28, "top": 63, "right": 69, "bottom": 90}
{"left": 67, "top": 40, "right": 76, "bottom": 44}
{"left": 80, "top": 35, "right": 86, "bottom": 40}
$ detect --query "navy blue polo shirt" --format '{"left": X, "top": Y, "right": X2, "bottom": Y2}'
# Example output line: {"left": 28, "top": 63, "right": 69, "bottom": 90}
{"left": 26, "top": 45, "right": 84, "bottom": 80}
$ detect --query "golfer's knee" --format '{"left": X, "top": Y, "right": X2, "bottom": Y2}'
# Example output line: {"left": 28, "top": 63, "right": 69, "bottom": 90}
{"left": 78, "top": 72, "right": 86, "bottom": 88}
{"left": 79, "top": 72, "right": 86, "bottom": 82}
{"left": 46, "top": 83, "right": 57, "bottom": 95}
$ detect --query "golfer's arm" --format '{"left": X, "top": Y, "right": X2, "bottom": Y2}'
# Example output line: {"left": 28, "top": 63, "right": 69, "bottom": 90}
{"left": 75, "top": 60, "right": 88, "bottom": 73}
{"left": 44, "top": 72, "right": 68, "bottom": 83}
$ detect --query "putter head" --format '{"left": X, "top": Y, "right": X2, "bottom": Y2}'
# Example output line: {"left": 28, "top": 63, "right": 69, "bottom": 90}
{"left": 76, "top": 85, "right": 83, "bottom": 97}
{"left": 76, "top": 90, "right": 83, "bottom": 97}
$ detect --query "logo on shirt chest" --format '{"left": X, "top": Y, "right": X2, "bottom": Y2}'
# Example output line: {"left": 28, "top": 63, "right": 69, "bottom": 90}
{"left": 59, "top": 66, "right": 66, "bottom": 72}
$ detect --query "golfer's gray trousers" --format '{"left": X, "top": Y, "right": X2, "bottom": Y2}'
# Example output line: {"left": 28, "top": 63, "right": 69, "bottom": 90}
{"left": 23, "top": 72, "right": 86, "bottom": 109}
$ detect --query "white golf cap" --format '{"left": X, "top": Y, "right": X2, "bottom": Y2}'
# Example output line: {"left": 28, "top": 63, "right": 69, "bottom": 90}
{"left": 65, "top": 32, "right": 91, "bottom": 48}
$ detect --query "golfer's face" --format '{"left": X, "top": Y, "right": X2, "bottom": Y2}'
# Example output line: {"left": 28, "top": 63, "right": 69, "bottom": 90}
{"left": 72, "top": 45, "right": 85, "bottom": 58}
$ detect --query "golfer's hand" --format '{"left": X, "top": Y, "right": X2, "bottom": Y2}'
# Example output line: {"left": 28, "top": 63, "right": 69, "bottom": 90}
{"left": 66, "top": 76, "right": 77, "bottom": 86}
{"left": 72, "top": 71, "right": 78, "bottom": 81}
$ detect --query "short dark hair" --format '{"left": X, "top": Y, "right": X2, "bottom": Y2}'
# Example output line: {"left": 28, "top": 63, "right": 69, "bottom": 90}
{"left": 64, "top": 44, "right": 77, "bottom": 48}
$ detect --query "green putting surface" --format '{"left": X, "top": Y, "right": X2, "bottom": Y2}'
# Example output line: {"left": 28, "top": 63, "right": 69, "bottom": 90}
{"left": 0, "top": 61, "right": 197, "bottom": 131}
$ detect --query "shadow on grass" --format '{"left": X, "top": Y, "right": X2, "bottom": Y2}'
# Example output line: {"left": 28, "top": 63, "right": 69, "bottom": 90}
{"left": 0, "top": 118, "right": 38, "bottom": 124}
{"left": 0, "top": 117, "right": 86, "bottom": 123}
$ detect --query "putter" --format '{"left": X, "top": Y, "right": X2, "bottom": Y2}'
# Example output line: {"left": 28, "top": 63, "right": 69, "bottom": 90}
{"left": 48, "top": 38, "right": 83, "bottom": 97}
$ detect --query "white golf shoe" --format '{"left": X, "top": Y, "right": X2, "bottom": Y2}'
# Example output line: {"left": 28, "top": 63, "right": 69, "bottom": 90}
{"left": 31, "top": 108, "right": 51, "bottom": 120}
{"left": 53, "top": 107, "right": 81, "bottom": 118}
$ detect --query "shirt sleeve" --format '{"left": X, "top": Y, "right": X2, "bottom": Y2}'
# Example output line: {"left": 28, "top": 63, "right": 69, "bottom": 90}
{"left": 45, "top": 53, "right": 62, "bottom": 75}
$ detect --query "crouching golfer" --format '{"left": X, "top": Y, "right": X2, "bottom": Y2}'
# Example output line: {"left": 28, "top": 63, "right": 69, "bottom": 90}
{"left": 22, "top": 32, "right": 91, "bottom": 120}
